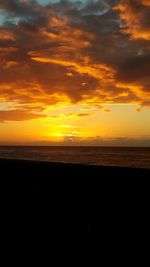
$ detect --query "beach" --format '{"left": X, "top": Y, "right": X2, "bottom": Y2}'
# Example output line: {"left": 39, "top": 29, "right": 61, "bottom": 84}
{"left": 1, "top": 158, "right": 150, "bottom": 206}
{"left": 1, "top": 158, "right": 150, "bottom": 194}
{"left": 1, "top": 158, "right": 150, "bottom": 246}
{"left": 1, "top": 157, "right": 150, "bottom": 187}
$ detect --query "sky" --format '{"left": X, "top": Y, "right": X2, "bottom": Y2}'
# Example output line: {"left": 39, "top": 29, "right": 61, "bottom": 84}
{"left": 0, "top": 0, "right": 150, "bottom": 146}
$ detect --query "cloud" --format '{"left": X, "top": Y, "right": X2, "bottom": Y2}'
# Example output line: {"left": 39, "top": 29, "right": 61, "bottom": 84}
{"left": 117, "top": 54, "right": 150, "bottom": 82}
{"left": 0, "top": 0, "right": 150, "bottom": 122}
{"left": 76, "top": 112, "right": 92, "bottom": 117}
{"left": 115, "top": 0, "right": 150, "bottom": 40}
{"left": 104, "top": 109, "right": 111, "bottom": 112}
{"left": 0, "top": 109, "right": 46, "bottom": 122}
{"left": 57, "top": 135, "right": 150, "bottom": 147}
{"left": 15, "top": 136, "right": 150, "bottom": 147}
{"left": 63, "top": 112, "right": 92, "bottom": 118}
{"left": 48, "top": 112, "right": 92, "bottom": 119}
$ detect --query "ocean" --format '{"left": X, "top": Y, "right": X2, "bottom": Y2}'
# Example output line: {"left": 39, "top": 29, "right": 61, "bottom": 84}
{"left": 0, "top": 146, "right": 150, "bottom": 169}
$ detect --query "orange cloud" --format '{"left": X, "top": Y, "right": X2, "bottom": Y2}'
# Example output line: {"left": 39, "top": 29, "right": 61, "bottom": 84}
{"left": 141, "top": 0, "right": 150, "bottom": 7}
{"left": 0, "top": 28, "right": 15, "bottom": 41}
{"left": 115, "top": 0, "right": 150, "bottom": 40}
{"left": 104, "top": 109, "right": 111, "bottom": 112}
{"left": 0, "top": 0, "right": 150, "bottom": 123}
{"left": 49, "top": 112, "right": 92, "bottom": 120}
{"left": 0, "top": 109, "right": 46, "bottom": 122}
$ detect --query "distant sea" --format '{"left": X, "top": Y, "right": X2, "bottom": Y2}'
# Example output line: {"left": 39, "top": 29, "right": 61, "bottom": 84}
{"left": 0, "top": 146, "right": 150, "bottom": 169}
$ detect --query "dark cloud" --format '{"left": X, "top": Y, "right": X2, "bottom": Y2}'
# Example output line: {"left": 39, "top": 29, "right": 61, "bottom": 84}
{"left": 25, "top": 136, "right": 150, "bottom": 148}
{"left": 0, "top": 0, "right": 40, "bottom": 17}
{"left": 117, "top": 54, "right": 150, "bottom": 82}
{"left": 0, "top": 0, "right": 150, "bottom": 122}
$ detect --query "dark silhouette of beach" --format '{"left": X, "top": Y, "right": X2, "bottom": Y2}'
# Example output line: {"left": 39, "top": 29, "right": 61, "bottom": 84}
{"left": 1, "top": 158, "right": 150, "bottom": 246}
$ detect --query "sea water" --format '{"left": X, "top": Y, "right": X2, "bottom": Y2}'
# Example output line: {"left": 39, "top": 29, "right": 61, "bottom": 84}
{"left": 0, "top": 146, "right": 150, "bottom": 169}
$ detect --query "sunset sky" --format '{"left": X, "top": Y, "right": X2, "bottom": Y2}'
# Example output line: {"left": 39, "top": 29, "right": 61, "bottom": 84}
{"left": 0, "top": 0, "right": 150, "bottom": 146}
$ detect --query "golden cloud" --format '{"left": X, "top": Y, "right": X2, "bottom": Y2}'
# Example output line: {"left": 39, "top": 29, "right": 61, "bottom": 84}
{"left": 0, "top": 109, "right": 46, "bottom": 122}
{"left": 115, "top": 0, "right": 150, "bottom": 40}
{"left": 0, "top": 0, "right": 149, "bottom": 122}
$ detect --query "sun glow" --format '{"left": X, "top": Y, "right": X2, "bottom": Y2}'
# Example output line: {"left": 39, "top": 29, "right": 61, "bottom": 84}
{"left": 0, "top": 0, "right": 150, "bottom": 146}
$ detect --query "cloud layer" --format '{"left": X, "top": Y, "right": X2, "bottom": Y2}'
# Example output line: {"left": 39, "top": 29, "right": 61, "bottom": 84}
{"left": 0, "top": 0, "right": 150, "bottom": 121}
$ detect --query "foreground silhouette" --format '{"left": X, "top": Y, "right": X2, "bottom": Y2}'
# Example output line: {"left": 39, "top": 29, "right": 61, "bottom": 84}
{"left": 1, "top": 158, "right": 150, "bottom": 244}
